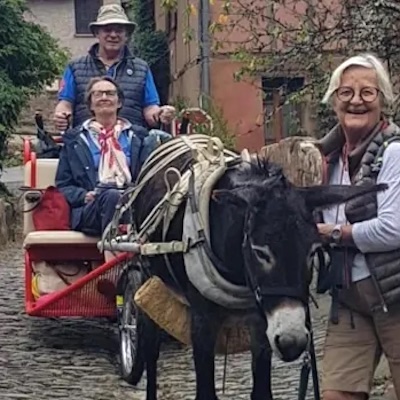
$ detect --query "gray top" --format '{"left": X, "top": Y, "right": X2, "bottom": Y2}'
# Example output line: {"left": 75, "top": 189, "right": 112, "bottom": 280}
{"left": 322, "top": 142, "right": 400, "bottom": 282}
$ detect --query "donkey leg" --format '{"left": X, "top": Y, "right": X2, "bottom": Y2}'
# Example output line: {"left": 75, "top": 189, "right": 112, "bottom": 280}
{"left": 250, "top": 322, "right": 273, "bottom": 400}
{"left": 143, "top": 315, "right": 161, "bottom": 400}
{"left": 191, "top": 310, "right": 220, "bottom": 400}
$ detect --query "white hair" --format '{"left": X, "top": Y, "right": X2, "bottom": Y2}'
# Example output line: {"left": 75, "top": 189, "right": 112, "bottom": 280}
{"left": 321, "top": 53, "right": 394, "bottom": 106}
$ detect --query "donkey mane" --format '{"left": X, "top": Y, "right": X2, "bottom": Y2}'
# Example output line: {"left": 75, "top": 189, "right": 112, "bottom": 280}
{"left": 228, "top": 156, "right": 291, "bottom": 197}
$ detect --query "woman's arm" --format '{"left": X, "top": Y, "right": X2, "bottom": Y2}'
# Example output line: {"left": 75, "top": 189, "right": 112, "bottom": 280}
{"left": 351, "top": 142, "right": 400, "bottom": 253}
{"left": 317, "top": 142, "right": 400, "bottom": 251}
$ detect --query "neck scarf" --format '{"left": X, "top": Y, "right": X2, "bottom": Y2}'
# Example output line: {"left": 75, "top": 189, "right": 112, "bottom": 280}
{"left": 88, "top": 119, "right": 132, "bottom": 187}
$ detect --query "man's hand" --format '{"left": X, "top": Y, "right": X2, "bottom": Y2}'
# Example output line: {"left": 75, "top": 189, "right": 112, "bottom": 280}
{"left": 84, "top": 191, "right": 96, "bottom": 204}
{"left": 54, "top": 100, "right": 72, "bottom": 132}
{"left": 159, "top": 105, "right": 176, "bottom": 124}
{"left": 143, "top": 105, "right": 161, "bottom": 127}
{"left": 54, "top": 112, "right": 71, "bottom": 132}
{"left": 143, "top": 105, "right": 176, "bottom": 127}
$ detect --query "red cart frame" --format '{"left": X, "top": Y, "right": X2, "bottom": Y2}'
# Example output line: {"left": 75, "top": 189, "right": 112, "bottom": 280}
{"left": 22, "top": 137, "right": 132, "bottom": 318}
{"left": 22, "top": 107, "right": 211, "bottom": 318}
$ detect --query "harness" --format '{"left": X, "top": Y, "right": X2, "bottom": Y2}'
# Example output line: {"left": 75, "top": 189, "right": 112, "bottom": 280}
{"left": 101, "top": 134, "right": 321, "bottom": 399}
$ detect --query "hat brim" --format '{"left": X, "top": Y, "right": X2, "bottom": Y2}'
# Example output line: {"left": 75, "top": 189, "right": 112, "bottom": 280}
{"left": 89, "top": 20, "right": 136, "bottom": 35}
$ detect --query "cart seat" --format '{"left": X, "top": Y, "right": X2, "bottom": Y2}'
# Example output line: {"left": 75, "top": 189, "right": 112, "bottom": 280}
{"left": 23, "top": 231, "right": 100, "bottom": 248}
{"left": 23, "top": 155, "right": 101, "bottom": 254}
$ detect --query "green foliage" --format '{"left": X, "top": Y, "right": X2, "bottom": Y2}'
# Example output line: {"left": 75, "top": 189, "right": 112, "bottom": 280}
{"left": 128, "top": 0, "right": 170, "bottom": 104}
{"left": 0, "top": 0, "right": 67, "bottom": 169}
{"left": 173, "top": 96, "right": 236, "bottom": 151}
{"left": 214, "top": 0, "right": 400, "bottom": 133}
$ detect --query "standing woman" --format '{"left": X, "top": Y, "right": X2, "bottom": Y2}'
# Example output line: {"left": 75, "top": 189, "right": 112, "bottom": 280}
{"left": 316, "top": 53, "right": 400, "bottom": 400}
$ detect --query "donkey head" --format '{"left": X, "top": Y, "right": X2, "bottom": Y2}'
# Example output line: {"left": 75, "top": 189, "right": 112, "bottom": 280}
{"left": 213, "top": 161, "right": 386, "bottom": 362}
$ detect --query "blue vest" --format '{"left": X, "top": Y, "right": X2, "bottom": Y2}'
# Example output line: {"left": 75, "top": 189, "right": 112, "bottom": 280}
{"left": 69, "top": 44, "right": 148, "bottom": 128}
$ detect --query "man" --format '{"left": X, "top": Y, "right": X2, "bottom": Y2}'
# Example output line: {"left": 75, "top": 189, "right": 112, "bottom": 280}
{"left": 54, "top": 4, "right": 174, "bottom": 132}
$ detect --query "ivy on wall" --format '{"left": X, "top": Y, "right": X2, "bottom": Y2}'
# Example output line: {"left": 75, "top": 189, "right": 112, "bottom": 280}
{"left": 126, "top": 0, "right": 170, "bottom": 104}
{"left": 0, "top": 0, "right": 67, "bottom": 173}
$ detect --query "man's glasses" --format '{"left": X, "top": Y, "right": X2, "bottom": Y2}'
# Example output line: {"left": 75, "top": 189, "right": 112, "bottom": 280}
{"left": 91, "top": 90, "right": 118, "bottom": 99}
{"left": 336, "top": 86, "right": 380, "bottom": 103}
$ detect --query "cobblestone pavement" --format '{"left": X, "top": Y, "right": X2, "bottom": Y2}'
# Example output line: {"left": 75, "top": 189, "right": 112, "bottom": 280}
{"left": 0, "top": 242, "right": 389, "bottom": 400}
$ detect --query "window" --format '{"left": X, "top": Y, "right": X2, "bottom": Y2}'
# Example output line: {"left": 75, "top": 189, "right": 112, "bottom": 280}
{"left": 75, "top": 0, "right": 102, "bottom": 35}
{"left": 262, "top": 77, "right": 305, "bottom": 144}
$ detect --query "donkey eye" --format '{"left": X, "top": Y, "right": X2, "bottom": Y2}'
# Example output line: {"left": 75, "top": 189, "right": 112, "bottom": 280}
{"left": 251, "top": 244, "right": 275, "bottom": 271}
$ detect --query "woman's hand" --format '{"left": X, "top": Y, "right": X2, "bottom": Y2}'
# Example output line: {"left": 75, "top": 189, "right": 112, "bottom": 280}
{"left": 317, "top": 223, "right": 335, "bottom": 244}
{"left": 317, "top": 223, "right": 354, "bottom": 246}
{"left": 84, "top": 191, "right": 96, "bottom": 204}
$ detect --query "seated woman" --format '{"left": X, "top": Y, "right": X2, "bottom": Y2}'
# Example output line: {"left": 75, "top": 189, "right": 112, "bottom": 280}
{"left": 55, "top": 76, "right": 170, "bottom": 259}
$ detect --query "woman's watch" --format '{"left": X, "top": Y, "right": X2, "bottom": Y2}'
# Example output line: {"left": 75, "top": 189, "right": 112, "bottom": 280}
{"left": 330, "top": 224, "right": 343, "bottom": 245}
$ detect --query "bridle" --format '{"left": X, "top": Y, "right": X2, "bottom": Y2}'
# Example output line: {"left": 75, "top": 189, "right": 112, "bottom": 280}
{"left": 242, "top": 212, "right": 322, "bottom": 400}
{"left": 241, "top": 211, "right": 315, "bottom": 322}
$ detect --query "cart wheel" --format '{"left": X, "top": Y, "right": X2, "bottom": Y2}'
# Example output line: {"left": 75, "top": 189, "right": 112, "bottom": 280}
{"left": 119, "top": 269, "right": 144, "bottom": 384}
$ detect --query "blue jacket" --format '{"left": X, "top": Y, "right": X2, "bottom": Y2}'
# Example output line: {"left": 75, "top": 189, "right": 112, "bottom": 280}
{"left": 55, "top": 123, "right": 156, "bottom": 229}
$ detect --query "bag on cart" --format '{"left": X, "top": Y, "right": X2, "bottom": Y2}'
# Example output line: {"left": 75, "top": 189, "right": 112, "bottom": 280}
{"left": 30, "top": 186, "right": 70, "bottom": 231}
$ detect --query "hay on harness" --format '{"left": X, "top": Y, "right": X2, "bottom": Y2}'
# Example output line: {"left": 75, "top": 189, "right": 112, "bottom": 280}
{"left": 134, "top": 276, "right": 250, "bottom": 355}
{"left": 261, "top": 136, "right": 323, "bottom": 186}
{"left": 133, "top": 136, "right": 323, "bottom": 354}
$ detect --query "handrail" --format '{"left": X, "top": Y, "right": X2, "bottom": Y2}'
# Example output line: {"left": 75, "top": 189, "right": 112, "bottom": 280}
{"left": 23, "top": 138, "right": 31, "bottom": 164}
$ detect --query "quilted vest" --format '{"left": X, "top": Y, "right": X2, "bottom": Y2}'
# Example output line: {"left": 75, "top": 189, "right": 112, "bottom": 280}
{"left": 324, "top": 123, "right": 400, "bottom": 310}
{"left": 69, "top": 44, "right": 148, "bottom": 127}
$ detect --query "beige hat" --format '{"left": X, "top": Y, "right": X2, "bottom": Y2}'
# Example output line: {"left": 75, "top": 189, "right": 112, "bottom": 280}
{"left": 89, "top": 4, "right": 136, "bottom": 34}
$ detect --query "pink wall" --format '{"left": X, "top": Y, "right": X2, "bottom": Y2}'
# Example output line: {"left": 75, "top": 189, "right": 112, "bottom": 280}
{"left": 210, "top": 0, "right": 344, "bottom": 53}
{"left": 210, "top": 59, "right": 265, "bottom": 151}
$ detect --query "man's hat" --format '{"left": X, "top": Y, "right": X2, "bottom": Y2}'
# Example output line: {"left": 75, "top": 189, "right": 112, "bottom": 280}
{"left": 89, "top": 4, "right": 136, "bottom": 34}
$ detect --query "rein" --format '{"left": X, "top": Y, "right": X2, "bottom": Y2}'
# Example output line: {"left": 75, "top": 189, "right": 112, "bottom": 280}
{"left": 200, "top": 206, "right": 322, "bottom": 399}
{"left": 241, "top": 212, "right": 321, "bottom": 400}
{"left": 242, "top": 212, "right": 310, "bottom": 318}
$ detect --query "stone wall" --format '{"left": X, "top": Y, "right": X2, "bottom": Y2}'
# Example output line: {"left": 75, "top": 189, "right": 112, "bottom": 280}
{"left": 0, "top": 198, "right": 20, "bottom": 248}
{"left": 16, "top": 90, "right": 58, "bottom": 137}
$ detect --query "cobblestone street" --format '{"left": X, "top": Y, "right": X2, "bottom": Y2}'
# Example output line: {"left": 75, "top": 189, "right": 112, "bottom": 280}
{"left": 0, "top": 242, "right": 390, "bottom": 400}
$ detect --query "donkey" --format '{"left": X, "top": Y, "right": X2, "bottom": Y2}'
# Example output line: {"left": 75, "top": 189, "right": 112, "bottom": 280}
{"left": 130, "top": 151, "right": 385, "bottom": 400}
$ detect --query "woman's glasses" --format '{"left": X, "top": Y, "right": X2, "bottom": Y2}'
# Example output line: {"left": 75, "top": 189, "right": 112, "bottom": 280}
{"left": 336, "top": 86, "right": 380, "bottom": 103}
{"left": 91, "top": 90, "right": 118, "bottom": 99}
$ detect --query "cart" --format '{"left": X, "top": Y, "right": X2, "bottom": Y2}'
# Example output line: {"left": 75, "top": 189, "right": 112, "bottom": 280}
{"left": 21, "top": 109, "right": 212, "bottom": 383}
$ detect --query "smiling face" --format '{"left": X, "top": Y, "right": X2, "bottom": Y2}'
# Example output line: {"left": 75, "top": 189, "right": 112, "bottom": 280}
{"left": 95, "top": 24, "right": 128, "bottom": 55}
{"left": 89, "top": 80, "right": 121, "bottom": 118}
{"left": 333, "top": 66, "right": 382, "bottom": 138}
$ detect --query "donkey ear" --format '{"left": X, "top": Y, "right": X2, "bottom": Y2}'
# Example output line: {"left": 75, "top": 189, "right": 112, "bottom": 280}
{"left": 298, "top": 183, "right": 388, "bottom": 210}
{"left": 212, "top": 189, "right": 248, "bottom": 207}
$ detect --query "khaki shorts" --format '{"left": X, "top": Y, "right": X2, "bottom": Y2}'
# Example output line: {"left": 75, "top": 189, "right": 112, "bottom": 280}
{"left": 321, "top": 277, "right": 400, "bottom": 398}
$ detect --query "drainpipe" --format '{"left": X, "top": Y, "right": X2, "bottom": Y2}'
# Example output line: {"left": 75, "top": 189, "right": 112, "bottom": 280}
{"left": 199, "top": 0, "right": 211, "bottom": 107}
